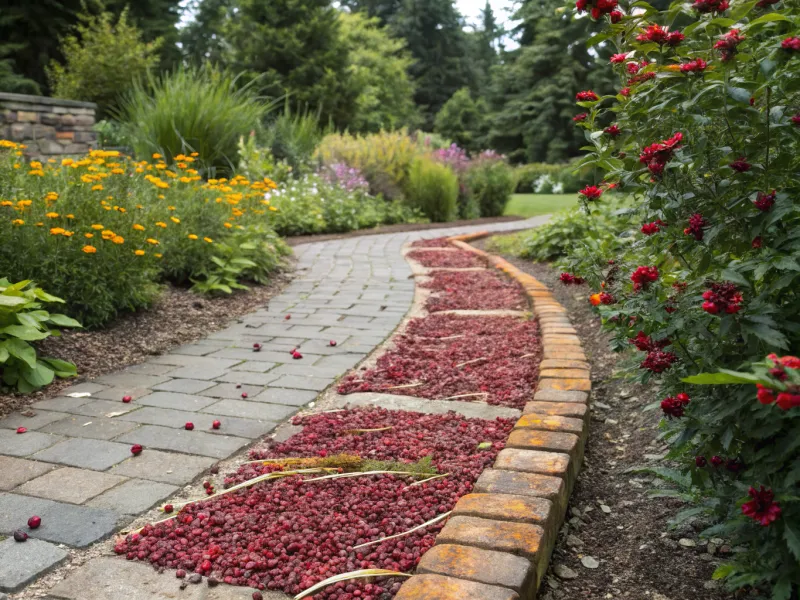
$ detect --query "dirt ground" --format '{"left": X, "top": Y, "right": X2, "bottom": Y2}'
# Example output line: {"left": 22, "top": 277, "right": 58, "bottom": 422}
{"left": 477, "top": 235, "right": 734, "bottom": 600}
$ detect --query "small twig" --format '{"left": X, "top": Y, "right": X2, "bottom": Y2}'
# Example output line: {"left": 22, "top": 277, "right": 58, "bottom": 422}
{"left": 403, "top": 473, "right": 450, "bottom": 490}
{"left": 386, "top": 382, "right": 425, "bottom": 390}
{"left": 519, "top": 353, "right": 538, "bottom": 359}
{"left": 455, "top": 356, "right": 487, "bottom": 368}
{"left": 343, "top": 426, "right": 394, "bottom": 435}
{"left": 351, "top": 511, "right": 452, "bottom": 550}
{"left": 441, "top": 392, "right": 489, "bottom": 400}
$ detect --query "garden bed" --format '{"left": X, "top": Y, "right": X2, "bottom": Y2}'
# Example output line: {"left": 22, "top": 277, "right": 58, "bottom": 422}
{"left": 422, "top": 270, "right": 526, "bottom": 312}
{"left": 406, "top": 249, "right": 485, "bottom": 269}
{"left": 114, "top": 406, "right": 515, "bottom": 598}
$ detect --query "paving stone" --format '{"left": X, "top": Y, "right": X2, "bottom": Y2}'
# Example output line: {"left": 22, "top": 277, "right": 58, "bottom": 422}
{"left": 70, "top": 399, "right": 138, "bottom": 417}
{"left": 164, "top": 365, "right": 231, "bottom": 381}
{"left": 540, "top": 368, "right": 590, "bottom": 379}
{"left": 0, "top": 429, "right": 64, "bottom": 457}
{"left": 39, "top": 415, "right": 140, "bottom": 440}
{"left": 437, "top": 515, "right": 544, "bottom": 561}
{"left": 452, "top": 493, "right": 553, "bottom": 525}
{"left": 58, "top": 382, "right": 106, "bottom": 396}
{"left": 171, "top": 343, "right": 225, "bottom": 356}
{"left": 394, "top": 574, "right": 520, "bottom": 600}
{"left": 0, "top": 410, "right": 70, "bottom": 430}
{"left": 117, "top": 406, "right": 274, "bottom": 439}
{"left": 16, "top": 467, "right": 127, "bottom": 504}
{"left": 199, "top": 383, "right": 266, "bottom": 399}
{"left": 418, "top": 544, "right": 534, "bottom": 596}
{"left": 251, "top": 387, "right": 319, "bottom": 407}
{"left": 152, "top": 378, "right": 217, "bottom": 394}
{"left": 516, "top": 414, "right": 585, "bottom": 434}
{"left": 200, "top": 399, "right": 297, "bottom": 422}
{"left": 0, "top": 537, "right": 68, "bottom": 592}
{"left": 230, "top": 361, "right": 277, "bottom": 373}
{"left": 148, "top": 354, "right": 241, "bottom": 369}
{"left": 523, "top": 401, "right": 588, "bottom": 420}
{"left": 313, "top": 353, "right": 366, "bottom": 370}
{"left": 334, "top": 393, "right": 521, "bottom": 420}
{"left": 541, "top": 348, "right": 587, "bottom": 361}
{"left": 495, "top": 448, "right": 571, "bottom": 478}
{"left": 268, "top": 374, "right": 332, "bottom": 391}
{"left": 31, "top": 396, "right": 93, "bottom": 412}
{"left": 0, "top": 493, "right": 121, "bottom": 547}
{"left": 474, "top": 469, "right": 566, "bottom": 512}
{"left": 93, "top": 373, "right": 170, "bottom": 388}
{"left": 87, "top": 478, "right": 178, "bottom": 514}
{"left": 116, "top": 425, "right": 250, "bottom": 459}
{"left": 136, "top": 391, "right": 219, "bottom": 412}
{"left": 33, "top": 438, "right": 133, "bottom": 470}
{"left": 539, "top": 359, "right": 591, "bottom": 371}
{"left": 122, "top": 363, "right": 176, "bottom": 376}
{"left": 213, "top": 371, "right": 281, "bottom": 386}
{"left": 109, "top": 449, "right": 215, "bottom": 485}
{"left": 0, "top": 456, "right": 57, "bottom": 491}
{"left": 205, "top": 348, "right": 312, "bottom": 364}
{"left": 265, "top": 364, "right": 343, "bottom": 378}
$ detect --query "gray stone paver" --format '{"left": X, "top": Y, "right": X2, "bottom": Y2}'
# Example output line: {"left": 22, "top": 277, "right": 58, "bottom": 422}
{"left": 0, "top": 217, "right": 550, "bottom": 594}
{"left": 0, "top": 537, "right": 68, "bottom": 592}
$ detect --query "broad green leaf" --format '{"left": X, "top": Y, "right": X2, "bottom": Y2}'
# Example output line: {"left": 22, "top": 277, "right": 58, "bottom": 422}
{"left": 681, "top": 371, "right": 762, "bottom": 385}
{"left": 712, "top": 564, "right": 735, "bottom": 580}
{"left": 727, "top": 86, "right": 752, "bottom": 104}
{"left": 0, "top": 295, "right": 28, "bottom": 307}
{"left": 42, "top": 357, "right": 77, "bottom": 377}
{"left": 0, "top": 347, "right": 8, "bottom": 363}
{"left": 1, "top": 325, "right": 50, "bottom": 341}
{"left": 742, "top": 322, "right": 789, "bottom": 349}
{"left": 747, "top": 13, "right": 789, "bottom": 26}
{"left": 3, "top": 338, "right": 37, "bottom": 368}
{"left": 47, "top": 314, "right": 82, "bottom": 328}
{"left": 586, "top": 32, "right": 611, "bottom": 48}
{"left": 22, "top": 363, "right": 55, "bottom": 388}
{"left": 33, "top": 288, "right": 64, "bottom": 303}
{"left": 772, "top": 579, "right": 791, "bottom": 600}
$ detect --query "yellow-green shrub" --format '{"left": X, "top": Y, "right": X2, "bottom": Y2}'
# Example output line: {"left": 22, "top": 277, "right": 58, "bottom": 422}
{"left": 404, "top": 157, "right": 457, "bottom": 222}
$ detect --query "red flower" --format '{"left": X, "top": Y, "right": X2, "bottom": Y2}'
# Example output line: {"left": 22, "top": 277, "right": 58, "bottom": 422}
{"left": 611, "top": 53, "right": 627, "bottom": 63}
{"left": 781, "top": 37, "right": 800, "bottom": 51}
{"left": 695, "top": 456, "right": 707, "bottom": 467}
{"left": 561, "top": 273, "right": 585, "bottom": 285}
{"left": 620, "top": 87, "right": 631, "bottom": 97}
{"left": 751, "top": 236, "right": 763, "bottom": 248}
{"left": 680, "top": 58, "right": 708, "bottom": 73}
{"left": 742, "top": 486, "right": 781, "bottom": 526}
{"left": 710, "top": 455, "right": 724, "bottom": 467}
{"left": 729, "top": 157, "right": 752, "bottom": 172}
{"left": 642, "top": 350, "right": 678, "bottom": 373}
{"left": 576, "top": 90, "right": 600, "bottom": 102}
{"left": 630, "top": 265, "right": 659, "bottom": 290}
{"left": 641, "top": 220, "right": 665, "bottom": 235}
{"left": 756, "top": 384, "right": 776, "bottom": 405}
{"left": 776, "top": 393, "right": 800, "bottom": 410}
{"left": 580, "top": 185, "right": 603, "bottom": 200}
{"left": 604, "top": 124, "right": 621, "bottom": 137}
{"left": 683, "top": 213, "right": 707, "bottom": 241}
{"left": 754, "top": 190, "right": 776, "bottom": 211}
{"left": 610, "top": 10, "right": 623, "bottom": 22}
{"left": 692, "top": 0, "right": 729, "bottom": 13}
{"left": 577, "top": 0, "right": 619, "bottom": 18}
{"left": 573, "top": 113, "right": 588, "bottom": 122}
{"left": 661, "top": 392, "right": 690, "bottom": 418}
{"left": 768, "top": 354, "right": 800, "bottom": 369}
{"left": 637, "top": 24, "right": 684, "bottom": 46}
{"left": 628, "top": 71, "right": 656, "bottom": 85}
{"left": 714, "top": 29, "right": 745, "bottom": 61}
{"left": 629, "top": 331, "right": 671, "bottom": 352}
{"left": 599, "top": 292, "right": 616, "bottom": 305}
{"left": 639, "top": 132, "right": 683, "bottom": 176}
{"left": 701, "top": 282, "right": 743, "bottom": 314}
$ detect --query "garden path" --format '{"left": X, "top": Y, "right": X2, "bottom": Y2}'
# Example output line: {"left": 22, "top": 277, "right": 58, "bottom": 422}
{"left": 0, "top": 216, "right": 549, "bottom": 598}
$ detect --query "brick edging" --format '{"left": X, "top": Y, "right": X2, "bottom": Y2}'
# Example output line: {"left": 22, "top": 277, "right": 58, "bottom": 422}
{"left": 395, "top": 232, "right": 591, "bottom": 600}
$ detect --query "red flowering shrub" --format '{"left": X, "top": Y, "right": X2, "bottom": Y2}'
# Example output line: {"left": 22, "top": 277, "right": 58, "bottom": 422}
{"left": 559, "top": 0, "right": 800, "bottom": 590}
{"left": 579, "top": 184, "right": 603, "bottom": 200}
{"left": 661, "top": 392, "right": 691, "bottom": 417}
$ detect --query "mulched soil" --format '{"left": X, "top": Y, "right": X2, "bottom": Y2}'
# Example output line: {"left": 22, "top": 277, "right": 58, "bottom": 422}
{"left": 406, "top": 249, "right": 486, "bottom": 269}
{"left": 284, "top": 216, "right": 523, "bottom": 247}
{"left": 422, "top": 270, "right": 526, "bottom": 312}
{"left": 337, "top": 314, "right": 541, "bottom": 408}
{"left": 0, "top": 273, "right": 292, "bottom": 419}
{"left": 477, "top": 235, "right": 734, "bottom": 600}
{"left": 115, "top": 407, "right": 515, "bottom": 599}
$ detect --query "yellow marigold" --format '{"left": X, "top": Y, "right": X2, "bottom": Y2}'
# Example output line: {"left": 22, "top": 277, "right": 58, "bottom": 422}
{"left": 85, "top": 233, "right": 94, "bottom": 239}
{"left": 118, "top": 207, "right": 126, "bottom": 213}
{"left": 111, "top": 168, "right": 125, "bottom": 175}
{"left": 63, "top": 231, "right": 74, "bottom": 237}
{"left": 155, "top": 221, "right": 167, "bottom": 228}
{"left": 112, "top": 235, "right": 125, "bottom": 245}
{"left": 177, "top": 162, "right": 187, "bottom": 169}
{"left": 167, "top": 206, "right": 176, "bottom": 211}
{"left": 101, "top": 230, "right": 115, "bottom": 240}
{"left": 61, "top": 158, "right": 74, "bottom": 166}
{"left": 158, "top": 195, "right": 166, "bottom": 200}
{"left": 135, "top": 167, "right": 144, "bottom": 173}
{"left": 269, "top": 206, "right": 278, "bottom": 212}
{"left": 45, "top": 192, "right": 59, "bottom": 201}
{"left": 133, "top": 224, "right": 145, "bottom": 231}
{"left": 155, "top": 163, "right": 167, "bottom": 170}
{"left": 82, "top": 245, "right": 97, "bottom": 254}
{"left": 203, "top": 237, "right": 213, "bottom": 243}
{"left": 46, "top": 212, "right": 59, "bottom": 218}
{"left": 188, "top": 234, "right": 198, "bottom": 240}
{"left": 0, "top": 140, "right": 20, "bottom": 149}
{"left": 146, "top": 238, "right": 159, "bottom": 245}
{"left": 154, "top": 253, "right": 163, "bottom": 258}
{"left": 30, "top": 161, "right": 42, "bottom": 169}
{"left": 152, "top": 153, "right": 163, "bottom": 159}
{"left": 190, "top": 152, "right": 199, "bottom": 157}
{"left": 136, "top": 204, "right": 144, "bottom": 209}
{"left": 66, "top": 214, "right": 75, "bottom": 219}
{"left": 1, "top": 201, "right": 12, "bottom": 207}
{"left": 92, "top": 224, "right": 104, "bottom": 230}
{"left": 134, "top": 250, "right": 145, "bottom": 256}
{"left": 223, "top": 222, "right": 233, "bottom": 229}
{"left": 50, "top": 227, "right": 65, "bottom": 235}
{"left": 13, "top": 164, "right": 20, "bottom": 169}
{"left": 170, "top": 217, "right": 180, "bottom": 224}
{"left": 179, "top": 177, "right": 192, "bottom": 183}
{"left": 12, "top": 219, "right": 24, "bottom": 225}
{"left": 92, "top": 185, "right": 103, "bottom": 191}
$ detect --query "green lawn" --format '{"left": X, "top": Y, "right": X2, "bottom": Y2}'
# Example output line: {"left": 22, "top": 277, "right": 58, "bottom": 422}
{"left": 503, "top": 194, "right": 579, "bottom": 218}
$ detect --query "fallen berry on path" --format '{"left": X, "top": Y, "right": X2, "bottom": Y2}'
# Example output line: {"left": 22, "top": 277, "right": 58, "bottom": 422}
{"left": 235, "top": 383, "right": 241, "bottom": 389}
{"left": 176, "top": 569, "right": 186, "bottom": 578}
{"left": 203, "top": 481, "right": 211, "bottom": 489}
{"left": 285, "top": 314, "right": 291, "bottom": 320}
{"left": 13, "top": 530, "right": 28, "bottom": 542}
{"left": 130, "top": 444, "right": 143, "bottom": 455}
{"left": 212, "top": 420, "right": 221, "bottom": 429}
{"left": 185, "top": 422, "right": 194, "bottom": 430}
{"left": 163, "top": 504, "right": 173, "bottom": 513}
{"left": 209, "top": 464, "right": 219, "bottom": 474}
{"left": 16, "top": 427, "right": 26, "bottom": 434}
{"left": 122, "top": 395, "right": 132, "bottom": 403}
{"left": 329, "top": 340, "right": 337, "bottom": 346}
{"left": 252, "top": 343, "right": 262, "bottom": 352}
{"left": 292, "top": 351, "right": 303, "bottom": 359}
{"left": 27, "top": 516, "right": 41, "bottom": 529}
{"left": 252, "top": 593, "right": 263, "bottom": 600}
{"left": 241, "top": 392, "right": 248, "bottom": 399}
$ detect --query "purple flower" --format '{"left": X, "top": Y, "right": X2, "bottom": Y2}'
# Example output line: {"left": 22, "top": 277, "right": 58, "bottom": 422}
{"left": 319, "top": 163, "right": 370, "bottom": 192}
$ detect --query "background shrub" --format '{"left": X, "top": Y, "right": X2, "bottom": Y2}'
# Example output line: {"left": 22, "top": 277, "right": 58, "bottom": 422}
{"left": 259, "top": 103, "right": 326, "bottom": 176}
{"left": 514, "top": 163, "right": 564, "bottom": 193}
{"left": 467, "top": 158, "right": 515, "bottom": 217}
{"left": 404, "top": 157, "right": 458, "bottom": 222}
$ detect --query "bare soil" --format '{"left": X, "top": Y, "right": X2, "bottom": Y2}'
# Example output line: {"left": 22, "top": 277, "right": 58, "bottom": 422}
{"left": 477, "top": 235, "right": 734, "bottom": 600}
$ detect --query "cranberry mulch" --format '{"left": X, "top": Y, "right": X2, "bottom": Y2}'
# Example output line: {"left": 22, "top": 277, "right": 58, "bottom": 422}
{"left": 114, "top": 407, "right": 514, "bottom": 599}
{"left": 338, "top": 314, "right": 541, "bottom": 408}
{"left": 422, "top": 270, "right": 526, "bottom": 312}
{"left": 406, "top": 249, "right": 486, "bottom": 269}
{"left": 409, "top": 237, "right": 452, "bottom": 248}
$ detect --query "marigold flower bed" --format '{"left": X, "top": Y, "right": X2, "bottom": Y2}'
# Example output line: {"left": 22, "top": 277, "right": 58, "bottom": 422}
{"left": 406, "top": 249, "right": 485, "bottom": 269}
{"left": 422, "top": 270, "right": 526, "bottom": 312}
{"left": 338, "top": 314, "right": 541, "bottom": 407}
{"left": 114, "top": 407, "right": 513, "bottom": 599}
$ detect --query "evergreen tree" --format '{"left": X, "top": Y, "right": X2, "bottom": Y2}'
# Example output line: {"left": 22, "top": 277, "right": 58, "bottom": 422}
{"left": 340, "top": 0, "right": 404, "bottom": 25}
{"left": 224, "top": 0, "right": 356, "bottom": 127}
{"left": 468, "top": 1, "right": 502, "bottom": 92}
{"left": 180, "top": 0, "right": 234, "bottom": 65}
{"left": 390, "top": 0, "right": 475, "bottom": 129}
{"left": 434, "top": 88, "right": 489, "bottom": 154}
{"left": 102, "top": 0, "right": 182, "bottom": 69}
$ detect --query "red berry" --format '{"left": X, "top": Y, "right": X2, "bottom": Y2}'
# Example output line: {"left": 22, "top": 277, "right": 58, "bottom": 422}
{"left": 185, "top": 422, "right": 194, "bottom": 430}
{"left": 163, "top": 504, "right": 174, "bottom": 513}
{"left": 176, "top": 569, "right": 186, "bottom": 578}
{"left": 205, "top": 488, "right": 214, "bottom": 496}
{"left": 13, "top": 530, "right": 28, "bottom": 542}
{"left": 252, "top": 343, "right": 262, "bottom": 352}
{"left": 130, "top": 444, "right": 143, "bottom": 455}
{"left": 253, "top": 593, "right": 264, "bottom": 600}
{"left": 203, "top": 481, "right": 211, "bottom": 489}
{"left": 201, "top": 559, "right": 212, "bottom": 572}
{"left": 241, "top": 392, "right": 248, "bottom": 399}
{"left": 16, "top": 427, "right": 27, "bottom": 434}
{"left": 235, "top": 383, "right": 242, "bottom": 389}
{"left": 27, "top": 516, "right": 41, "bottom": 529}
{"left": 285, "top": 314, "right": 291, "bottom": 320}
{"left": 292, "top": 352, "right": 303, "bottom": 360}
{"left": 212, "top": 420, "right": 221, "bottom": 429}
{"left": 122, "top": 395, "right": 132, "bottom": 403}
{"left": 329, "top": 340, "right": 337, "bottom": 347}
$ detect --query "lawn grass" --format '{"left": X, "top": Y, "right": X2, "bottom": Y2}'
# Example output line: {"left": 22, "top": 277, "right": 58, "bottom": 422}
{"left": 503, "top": 194, "right": 579, "bottom": 217}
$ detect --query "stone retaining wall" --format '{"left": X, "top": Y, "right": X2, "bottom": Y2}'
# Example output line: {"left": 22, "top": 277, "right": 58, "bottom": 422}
{"left": 396, "top": 231, "right": 592, "bottom": 600}
{"left": 0, "top": 92, "right": 97, "bottom": 158}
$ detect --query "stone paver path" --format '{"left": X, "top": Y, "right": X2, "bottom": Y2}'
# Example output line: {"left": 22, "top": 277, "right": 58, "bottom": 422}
{"left": 0, "top": 217, "right": 548, "bottom": 596}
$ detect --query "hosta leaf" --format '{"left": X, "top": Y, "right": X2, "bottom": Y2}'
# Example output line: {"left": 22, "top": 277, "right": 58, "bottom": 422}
{"left": 3, "top": 338, "right": 36, "bottom": 368}
{"left": 0, "top": 295, "right": 28, "bottom": 307}
{"left": 1, "top": 325, "right": 50, "bottom": 341}
{"left": 42, "top": 357, "right": 77, "bottom": 377}
{"left": 22, "top": 363, "right": 55, "bottom": 388}
{"left": 47, "top": 314, "right": 82, "bottom": 328}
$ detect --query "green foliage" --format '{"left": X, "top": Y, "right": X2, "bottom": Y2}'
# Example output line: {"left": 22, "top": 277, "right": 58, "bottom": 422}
{"left": 434, "top": 88, "right": 489, "bottom": 154}
{"left": 562, "top": 0, "right": 800, "bottom": 591}
{"left": 47, "top": 9, "right": 162, "bottom": 118}
{"left": 225, "top": 0, "right": 357, "bottom": 128}
{"left": 404, "top": 157, "right": 458, "bottom": 222}
{"left": 0, "top": 48, "right": 40, "bottom": 94}
{"left": 514, "top": 164, "right": 566, "bottom": 193}
{"left": 103, "top": 0, "right": 183, "bottom": 70}
{"left": 180, "top": 0, "right": 233, "bottom": 65}
{"left": 94, "top": 120, "right": 131, "bottom": 149}
{"left": 115, "top": 65, "right": 275, "bottom": 174}
{"left": 514, "top": 159, "right": 593, "bottom": 193}
{"left": 503, "top": 193, "right": 579, "bottom": 218}
{"left": 260, "top": 103, "right": 325, "bottom": 177}
{"left": 0, "top": 279, "right": 80, "bottom": 393}
{"left": 390, "top": 0, "right": 476, "bottom": 128}
{"left": 340, "top": 0, "right": 404, "bottom": 25}
{"left": 465, "top": 158, "right": 515, "bottom": 217}
{"left": 339, "top": 12, "right": 419, "bottom": 133}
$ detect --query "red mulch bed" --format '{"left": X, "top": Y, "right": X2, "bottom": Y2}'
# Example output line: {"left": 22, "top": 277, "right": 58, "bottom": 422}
{"left": 422, "top": 270, "right": 526, "bottom": 312}
{"left": 409, "top": 237, "right": 451, "bottom": 248}
{"left": 115, "top": 407, "right": 514, "bottom": 599}
{"left": 406, "top": 249, "right": 485, "bottom": 269}
{"left": 337, "top": 314, "right": 541, "bottom": 408}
